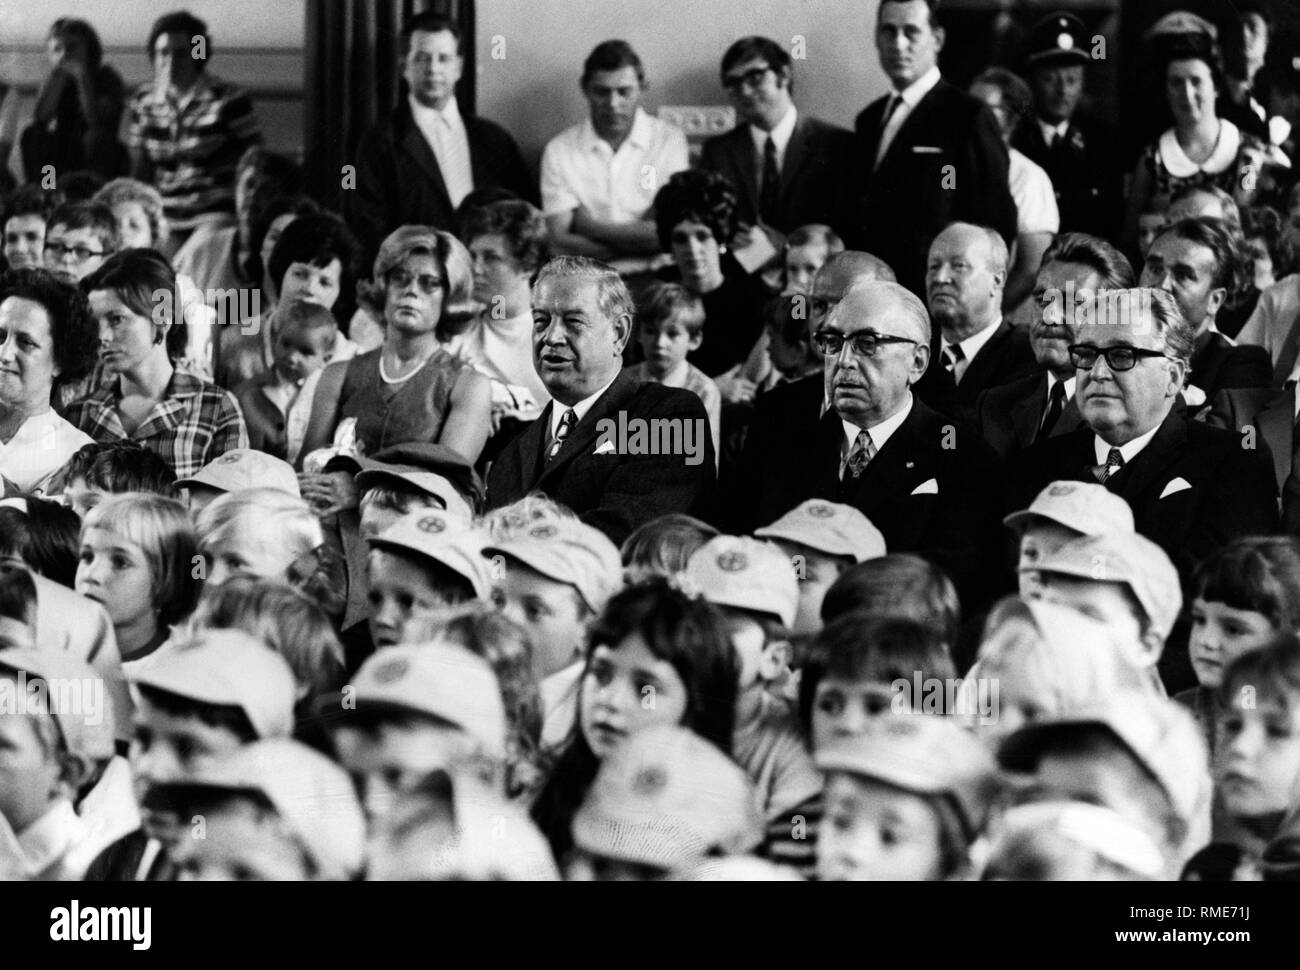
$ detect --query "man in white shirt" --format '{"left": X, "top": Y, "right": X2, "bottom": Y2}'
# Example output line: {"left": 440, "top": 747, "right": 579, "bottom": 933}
{"left": 348, "top": 13, "right": 533, "bottom": 266}
{"left": 924, "top": 222, "right": 1037, "bottom": 416}
{"left": 541, "top": 41, "right": 687, "bottom": 274}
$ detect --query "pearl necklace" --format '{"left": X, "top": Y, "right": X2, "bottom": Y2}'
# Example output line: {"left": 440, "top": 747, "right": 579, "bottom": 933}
{"left": 378, "top": 346, "right": 438, "bottom": 385}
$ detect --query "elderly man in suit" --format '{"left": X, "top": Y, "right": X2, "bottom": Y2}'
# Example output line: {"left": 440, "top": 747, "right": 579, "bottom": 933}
{"left": 922, "top": 222, "right": 1038, "bottom": 421}
{"left": 485, "top": 257, "right": 715, "bottom": 544}
{"left": 1010, "top": 287, "right": 1278, "bottom": 587}
{"left": 852, "top": 0, "right": 1016, "bottom": 296}
{"left": 976, "top": 233, "right": 1136, "bottom": 457}
{"left": 347, "top": 14, "right": 534, "bottom": 265}
{"left": 1140, "top": 217, "right": 1271, "bottom": 411}
{"left": 699, "top": 36, "right": 853, "bottom": 240}
{"left": 738, "top": 279, "right": 1002, "bottom": 607}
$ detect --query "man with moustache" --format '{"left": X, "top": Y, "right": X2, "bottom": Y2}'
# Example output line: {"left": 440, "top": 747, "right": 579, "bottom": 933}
{"left": 976, "top": 233, "right": 1135, "bottom": 458}
{"left": 485, "top": 257, "right": 714, "bottom": 545}
{"left": 348, "top": 13, "right": 533, "bottom": 265}
{"left": 736, "top": 279, "right": 1002, "bottom": 606}
{"left": 541, "top": 41, "right": 688, "bottom": 273}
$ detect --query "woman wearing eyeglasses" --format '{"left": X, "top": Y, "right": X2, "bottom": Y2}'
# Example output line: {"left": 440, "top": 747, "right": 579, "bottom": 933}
{"left": 300, "top": 225, "right": 492, "bottom": 471}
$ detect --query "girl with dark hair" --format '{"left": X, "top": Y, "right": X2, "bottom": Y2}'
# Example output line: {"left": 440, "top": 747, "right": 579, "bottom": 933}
{"left": 530, "top": 578, "right": 738, "bottom": 863}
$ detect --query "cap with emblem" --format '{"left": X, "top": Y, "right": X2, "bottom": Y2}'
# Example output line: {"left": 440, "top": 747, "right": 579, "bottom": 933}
{"left": 815, "top": 713, "right": 1000, "bottom": 842}
{"left": 326, "top": 442, "right": 484, "bottom": 513}
{"left": 684, "top": 535, "right": 799, "bottom": 628}
{"left": 175, "top": 449, "right": 300, "bottom": 498}
{"left": 482, "top": 517, "right": 622, "bottom": 615}
{"left": 1004, "top": 480, "right": 1135, "bottom": 537}
{"left": 754, "top": 500, "right": 887, "bottom": 562}
{"left": 1025, "top": 12, "right": 1091, "bottom": 68}
{"left": 999, "top": 690, "right": 1209, "bottom": 829}
{"left": 0, "top": 647, "right": 116, "bottom": 764}
{"left": 1143, "top": 11, "right": 1217, "bottom": 43}
{"left": 1034, "top": 532, "right": 1182, "bottom": 642}
{"left": 339, "top": 643, "right": 507, "bottom": 759}
{"left": 572, "top": 725, "right": 764, "bottom": 872}
{"left": 367, "top": 510, "right": 494, "bottom": 598}
{"left": 149, "top": 738, "right": 366, "bottom": 880}
{"left": 126, "top": 629, "right": 297, "bottom": 740}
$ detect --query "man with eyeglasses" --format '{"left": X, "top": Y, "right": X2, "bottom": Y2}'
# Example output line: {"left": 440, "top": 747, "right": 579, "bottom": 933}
{"left": 42, "top": 201, "right": 117, "bottom": 285}
{"left": 851, "top": 0, "right": 1016, "bottom": 297}
{"left": 738, "top": 279, "right": 1003, "bottom": 608}
{"left": 1009, "top": 287, "right": 1277, "bottom": 689}
{"left": 699, "top": 36, "right": 853, "bottom": 240}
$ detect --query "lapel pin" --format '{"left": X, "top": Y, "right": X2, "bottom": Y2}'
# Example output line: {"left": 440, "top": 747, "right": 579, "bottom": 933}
{"left": 906, "top": 461, "right": 915, "bottom": 469}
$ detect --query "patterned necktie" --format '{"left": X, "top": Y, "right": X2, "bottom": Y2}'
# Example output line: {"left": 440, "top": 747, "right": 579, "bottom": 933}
{"left": 760, "top": 134, "right": 780, "bottom": 226}
{"left": 547, "top": 408, "right": 577, "bottom": 463}
{"left": 432, "top": 112, "right": 474, "bottom": 208}
{"left": 1099, "top": 447, "right": 1125, "bottom": 484}
{"left": 944, "top": 343, "right": 966, "bottom": 384}
{"left": 845, "top": 430, "right": 876, "bottom": 480}
{"left": 1038, "top": 380, "right": 1067, "bottom": 441}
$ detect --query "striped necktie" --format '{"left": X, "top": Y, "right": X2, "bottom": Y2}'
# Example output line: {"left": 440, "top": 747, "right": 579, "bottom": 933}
{"left": 1098, "top": 447, "right": 1125, "bottom": 484}
{"left": 547, "top": 408, "right": 577, "bottom": 463}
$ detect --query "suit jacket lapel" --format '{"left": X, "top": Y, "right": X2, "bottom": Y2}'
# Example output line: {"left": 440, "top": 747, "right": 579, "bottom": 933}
{"left": 397, "top": 105, "right": 452, "bottom": 212}
{"left": 878, "top": 81, "right": 943, "bottom": 173}
{"left": 1257, "top": 391, "right": 1294, "bottom": 494}
{"left": 534, "top": 372, "right": 637, "bottom": 488}
{"left": 1108, "top": 411, "right": 1186, "bottom": 500}
{"left": 839, "top": 403, "right": 926, "bottom": 505}
{"left": 514, "top": 401, "right": 553, "bottom": 493}
{"left": 1010, "top": 375, "right": 1046, "bottom": 447}
{"left": 961, "top": 321, "right": 1011, "bottom": 394}
{"left": 729, "top": 129, "right": 762, "bottom": 219}
{"left": 1054, "top": 398, "right": 1084, "bottom": 438}
{"left": 780, "top": 116, "right": 812, "bottom": 202}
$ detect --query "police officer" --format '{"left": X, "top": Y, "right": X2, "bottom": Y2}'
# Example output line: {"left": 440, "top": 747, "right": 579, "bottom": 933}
{"left": 1013, "top": 12, "right": 1124, "bottom": 241}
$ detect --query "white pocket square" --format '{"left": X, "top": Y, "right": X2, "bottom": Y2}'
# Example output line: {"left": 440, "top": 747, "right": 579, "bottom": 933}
{"left": 1160, "top": 477, "right": 1192, "bottom": 499}
{"left": 592, "top": 440, "right": 617, "bottom": 455}
{"left": 911, "top": 145, "right": 942, "bottom": 154}
{"left": 910, "top": 478, "right": 939, "bottom": 496}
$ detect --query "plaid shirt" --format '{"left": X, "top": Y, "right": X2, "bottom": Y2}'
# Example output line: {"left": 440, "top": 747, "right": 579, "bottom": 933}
{"left": 127, "top": 73, "right": 261, "bottom": 228}
{"left": 64, "top": 370, "right": 248, "bottom": 480}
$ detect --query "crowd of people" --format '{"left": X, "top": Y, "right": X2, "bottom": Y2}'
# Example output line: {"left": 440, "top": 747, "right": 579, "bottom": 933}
{"left": 2, "top": 1, "right": 1300, "bottom": 881}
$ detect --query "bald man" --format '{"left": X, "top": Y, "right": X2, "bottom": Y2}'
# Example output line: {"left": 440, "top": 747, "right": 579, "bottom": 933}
{"left": 736, "top": 279, "right": 1003, "bottom": 606}
{"left": 923, "top": 222, "right": 1038, "bottom": 420}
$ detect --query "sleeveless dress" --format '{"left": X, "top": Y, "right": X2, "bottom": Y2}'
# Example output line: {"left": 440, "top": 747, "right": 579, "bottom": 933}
{"left": 337, "top": 345, "right": 469, "bottom": 454}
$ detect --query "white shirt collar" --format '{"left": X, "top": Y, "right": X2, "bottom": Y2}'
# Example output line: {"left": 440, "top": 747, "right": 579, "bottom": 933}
{"left": 582, "top": 107, "right": 654, "bottom": 154}
{"left": 408, "top": 93, "right": 462, "bottom": 129}
{"left": 943, "top": 318, "right": 1003, "bottom": 364}
{"left": 893, "top": 65, "right": 942, "bottom": 107}
{"left": 750, "top": 105, "right": 798, "bottom": 160}
{"left": 1048, "top": 372, "right": 1077, "bottom": 399}
{"left": 840, "top": 392, "right": 914, "bottom": 470}
{"left": 1158, "top": 119, "right": 1241, "bottom": 178}
{"left": 1094, "top": 422, "right": 1162, "bottom": 466}
{"left": 1038, "top": 117, "right": 1070, "bottom": 143}
{"left": 549, "top": 372, "right": 619, "bottom": 439}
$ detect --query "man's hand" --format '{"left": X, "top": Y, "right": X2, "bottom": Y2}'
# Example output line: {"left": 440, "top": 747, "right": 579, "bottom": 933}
{"left": 715, "top": 366, "right": 757, "bottom": 405}
{"left": 297, "top": 471, "right": 359, "bottom": 520}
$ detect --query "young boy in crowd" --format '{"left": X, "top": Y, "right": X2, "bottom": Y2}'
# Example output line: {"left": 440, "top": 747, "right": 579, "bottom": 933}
{"left": 755, "top": 498, "right": 887, "bottom": 637}
{"left": 627, "top": 282, "right": 721, "bottom": 465}
{"left": 147, "top": 738, "right": 365, "bottom": 881}
{"left": 363, "top": 509, "right": 493, "bottom": 653}
{"left": 1032, "top": 532, "right": 1183, "bottom": 694}
{"left": 2, "top": 184, "right": 57, "bottom": 272}
{"left": 42, "top": 200, "right": 117, "bottom": 285}
{"left": 815, "top": 713, "right": 1000, "bottom": 881}
{"left": 85, "top": 629, "right": 298, "bottom": 880}
{"left": 685, "top": 535, "right": 823, "bottom": 829}
{"left": 569, "top": 725, "right": 765, "bottom": 881}
{"left": 233, "top": 301, "right": 343, "bottom": 462}
{"left": 1003, "top": 481, "right": 1135, "bottom": 597}
{"left": 620, "top": 513, "right": 718, "bottom": 585}
{"left": 998, "top": 690, "right": 1211, "bottom": 879}
{"left": 757, "top": 294, "right": 822, "bottom": 391}
{"left": 321, "top": 642, "right": 508, "bottom": 836}
{"left": 174, "top": 448, "right": 301, "bottom": 515}
{"left": 484, "top": 517, "right": 622, "bottom": 753}
{"left": 62, "top": 442, "right": 178, "bottom": 519}
{"left": 0, "top": 648, "right": 112, "bottom": 879}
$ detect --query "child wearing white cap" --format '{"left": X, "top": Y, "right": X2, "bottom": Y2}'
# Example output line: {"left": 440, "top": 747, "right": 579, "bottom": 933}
{"left": 1003, "top": 481, "right": 1135, "bottom": 597}
{"left": 174, "top": 448, "right": 301, "bottom": 515}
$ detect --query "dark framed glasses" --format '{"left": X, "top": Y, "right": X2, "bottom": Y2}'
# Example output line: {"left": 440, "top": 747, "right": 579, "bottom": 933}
{"left": 813, "top": 330, "right": 918, "bottom": 358}
{"left": 385, "top": 268, "right": 445, "bottom": 294}
{"left": 44, "top": 241, "right": 104, "bottom": 262}
{"left": 722, "top": 66, "right": 773, "bottom": 92}
{"left": 1068, "top": 343, "right": 1172, "bottom": 372}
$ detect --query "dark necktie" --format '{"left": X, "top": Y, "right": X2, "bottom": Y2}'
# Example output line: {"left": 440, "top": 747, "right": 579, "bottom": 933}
{"left": 943, "top": 343, "right": 965, "bottom": 383}
{"left": 546, "top": 408, "right": 577, "bottom": 463}
{"left": 874, "top": 95, "right": 902, "bottom": 168}
{"left": 1038, "top": 380, "right": 1067, "bottom": 441}
{"left": 1098, "top": 447, "right": 1125, "bottom": 484}
{"left": 760, "top": 134, "right": 780, "bottom": 226}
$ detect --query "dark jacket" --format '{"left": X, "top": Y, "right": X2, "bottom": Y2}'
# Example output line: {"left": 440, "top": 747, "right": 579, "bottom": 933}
{"left": 346, "top": 100, "right": 535, "bottom": 264}
{"left": 1012, "top": 111, "right": 1125, "bottom": 242}
{"left": 1190, "top": 331, "right": 1272, "bottom": 405}
{"left": 975, "top": 371, "right": 1084, "bottom": 459}
{"left": 851, "top": 79, "right": 1017, "bottom": 295}
{"left": 486, "top": 370, "right": 717, "bottom": 546}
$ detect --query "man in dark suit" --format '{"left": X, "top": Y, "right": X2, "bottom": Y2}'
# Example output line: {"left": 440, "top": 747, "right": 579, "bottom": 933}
{"left": 923, "top": 222, "right": 1038, "bottom": 422}
{"left": 1010, "top": 287, "right": 1278, "bottom": 591}
{"left": 1207, "top": 384, "right": 1298, "bottom": 533}
{"left": 347, "top": 14, "right": 534, "bottom": 265}
{"left": 851, "top": 0, "right": 1017, "bottom": 296}
{"left": 486, "top": 257, "right": 714, "bottom": 545}
{"left": 976, "top": 233, "right": 1136, "bottom": 457}
{"left": 1139, "top": 218, "right": 1272, "bottom": 412}
{"left": 1012, "top": 13, "right": 1124, "bottom": 242}
{"left": 699, "top": 36, "right": 853, "bottom": 240}
{"left": 738, "top": 279, "right": 1003, "bottom": 607}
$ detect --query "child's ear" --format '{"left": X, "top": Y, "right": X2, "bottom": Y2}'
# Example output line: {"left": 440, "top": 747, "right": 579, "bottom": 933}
{"left": 759, "top": 638, "right": 792, "bottom": 682}
{"left": 688, "top": 331, "right": 703, "bottom": 351}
